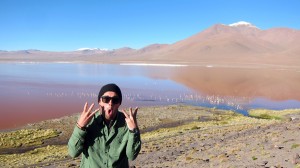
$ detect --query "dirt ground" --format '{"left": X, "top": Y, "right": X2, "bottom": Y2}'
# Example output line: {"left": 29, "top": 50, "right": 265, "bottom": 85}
{"left": 1, "top": 105, "right": 300, "bottom": 168}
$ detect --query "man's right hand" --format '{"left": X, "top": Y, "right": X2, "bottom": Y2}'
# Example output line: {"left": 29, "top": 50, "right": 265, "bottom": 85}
{"left": 77, "top": 102, "right": 99, "bottom": 129}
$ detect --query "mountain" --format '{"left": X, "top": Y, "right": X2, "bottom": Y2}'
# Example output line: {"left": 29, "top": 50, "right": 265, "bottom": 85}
{"left": 1, "top": 21, "right": 299, "bottom": 66}
{"left": 128, "top": 21, "right": 299, "bottom": 66}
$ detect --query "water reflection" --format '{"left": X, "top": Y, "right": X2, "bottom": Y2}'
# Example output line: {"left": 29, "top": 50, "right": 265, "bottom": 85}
{"left": 166, "top": 65, "right": 300, "bottom": 100}
{"left": 0, "top": 62, "right": 299, "bottom": 130}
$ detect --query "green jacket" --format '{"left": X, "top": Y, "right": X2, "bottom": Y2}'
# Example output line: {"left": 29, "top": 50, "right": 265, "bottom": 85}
{"left": 68, "top": 111, "right": 141, "bottom": 168}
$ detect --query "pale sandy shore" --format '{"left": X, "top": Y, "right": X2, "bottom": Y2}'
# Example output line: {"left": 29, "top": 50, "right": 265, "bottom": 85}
{"left": 0, "top": 105, "right": 300, "bottom": 168}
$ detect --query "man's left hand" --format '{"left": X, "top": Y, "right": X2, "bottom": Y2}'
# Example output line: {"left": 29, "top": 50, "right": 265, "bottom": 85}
{"left": 121, "top": 107, "right": 139, "bottom": 131}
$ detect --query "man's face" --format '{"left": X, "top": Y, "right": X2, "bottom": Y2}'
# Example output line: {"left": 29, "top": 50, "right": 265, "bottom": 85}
{"left": 99, "top": 91, "right": 121, "bottom": 121}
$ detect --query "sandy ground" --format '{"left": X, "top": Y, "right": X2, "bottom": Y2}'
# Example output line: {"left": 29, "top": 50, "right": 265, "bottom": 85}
{"left": 1, "top": 105, "right": 300, "bottom": 168}
{"left": 132, "top": 118, "right": 300, "bottom": 168}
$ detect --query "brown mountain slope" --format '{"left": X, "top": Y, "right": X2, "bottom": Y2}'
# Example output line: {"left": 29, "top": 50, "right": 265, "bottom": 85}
{"left": 128, "top": 24, "right": 299, "bottom": 66}
{"left": 1, "top": 23, "right": 299, "bottom": 66}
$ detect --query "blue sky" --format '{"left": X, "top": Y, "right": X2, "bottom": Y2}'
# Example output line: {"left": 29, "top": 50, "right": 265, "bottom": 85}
{"left": 0, "top": 0, "right": 299, "bottom": 51}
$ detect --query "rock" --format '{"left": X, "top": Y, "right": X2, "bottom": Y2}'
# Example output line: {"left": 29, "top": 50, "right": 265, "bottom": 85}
{"left": 273, "top": 145, "right": 284, "bottom": 149}
{"left": 203, "top": 158, "right": 209, "bottom": 162}
{"left": 261, "top": 161, "right": 268, "bottom": 166}
{"left": 292, "top": 153, "right": 300, "bottom": 164}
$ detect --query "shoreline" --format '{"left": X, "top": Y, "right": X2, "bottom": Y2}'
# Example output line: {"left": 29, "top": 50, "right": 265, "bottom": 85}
{"left": 0, "top": 103, "right": 298, "bottom": 132}
{"left": 1, "top": 60, "right": 300, "bottom": 70}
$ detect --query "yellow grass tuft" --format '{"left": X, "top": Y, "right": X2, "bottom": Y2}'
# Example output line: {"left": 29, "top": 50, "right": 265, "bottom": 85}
{"left": 0, "top": 129, "right": 60, "bottom": 148}
{"left": 0, "top": 145, "right": 68, "bottom": 167}
{"left": 248, "top": 109, "right": 300, "bottom": 120}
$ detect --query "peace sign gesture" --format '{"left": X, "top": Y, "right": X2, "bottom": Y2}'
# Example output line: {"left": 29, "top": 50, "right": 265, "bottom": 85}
{"left": 77, "top": 102, "right": 99, "bottom": 129}
{"left": 121, "top": 107, "right": 139, "bottom": 130}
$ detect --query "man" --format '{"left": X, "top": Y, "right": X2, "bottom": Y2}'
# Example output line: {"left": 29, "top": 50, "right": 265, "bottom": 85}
{"left": 68, "top": 83, "right": 141, "bottom": 168}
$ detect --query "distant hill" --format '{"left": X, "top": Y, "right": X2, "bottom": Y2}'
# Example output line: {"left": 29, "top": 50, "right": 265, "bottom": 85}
{"left": 128, "top": 22, "right": 300, "bottom": 66}
{"left": 1, "top": 21, "right": 299, "bottom": 66}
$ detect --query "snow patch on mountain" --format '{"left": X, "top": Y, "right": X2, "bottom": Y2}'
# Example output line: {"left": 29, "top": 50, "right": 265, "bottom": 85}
{"left": 229, "top": 21, "right": 259, "bottom": 29}
{"left": 77, "top": 48, "right": 109, "bottom": 51}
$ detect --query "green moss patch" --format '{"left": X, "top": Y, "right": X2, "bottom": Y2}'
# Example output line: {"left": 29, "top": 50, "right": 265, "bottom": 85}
{"left": 248, "top": 109, "right": 300, "bottom": 120}
{"left": 0, "top": 145, "right": 68, "bottom": 167}
{"left": 291, "top": 144, "right": 300, "bottom": 149}
{"left": 141, "top": 111, "right": 276, "bottom": 141}
{"left": 0, "top": 129, "right": 60, "bottom": 149}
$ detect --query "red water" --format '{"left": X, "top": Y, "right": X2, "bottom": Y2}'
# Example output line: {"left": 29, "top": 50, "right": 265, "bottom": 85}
{"left": 1, "top": 63, "right": 300, "bottom": 130}
{"left": 0, "top": 81, "right": 181, "bottom": 130}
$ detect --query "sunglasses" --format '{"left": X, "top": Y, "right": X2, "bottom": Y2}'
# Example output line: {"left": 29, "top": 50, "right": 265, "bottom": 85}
{"left": 101, "top": 96, "right": 120, "bottom": 104}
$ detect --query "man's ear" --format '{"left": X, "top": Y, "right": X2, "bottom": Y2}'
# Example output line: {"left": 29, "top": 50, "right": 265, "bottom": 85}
{"left": 98, "top": 102, "right": 104, "bottom": 113}
{"left": 99, "top": 101, "right": 105, "bottom": 108}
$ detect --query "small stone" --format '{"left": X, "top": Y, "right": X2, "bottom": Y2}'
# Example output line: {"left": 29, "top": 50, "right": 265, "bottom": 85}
{"left": 261, "top": 161, "right": 268, "bottom": 165}
{"left": 203, "top": 158, "right": 209, "bottom": 162}
{"left": 292, "top": 153, "right": 300, "bottom": 164}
